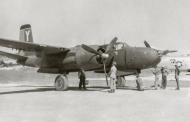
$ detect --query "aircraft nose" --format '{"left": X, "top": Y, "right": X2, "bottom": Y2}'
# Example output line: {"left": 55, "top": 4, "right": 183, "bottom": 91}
{"left": 151, "top": 49, "right": 161, "bottom": 65}
{"left": 143, "top": 49, "right": 161, "bottom": 68}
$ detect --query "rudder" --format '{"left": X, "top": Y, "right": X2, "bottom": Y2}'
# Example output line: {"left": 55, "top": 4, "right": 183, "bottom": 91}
{"left": 19, "top": 24, "right": 33, "bottom": 43}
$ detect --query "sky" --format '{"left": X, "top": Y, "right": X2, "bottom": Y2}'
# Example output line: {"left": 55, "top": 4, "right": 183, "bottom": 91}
{"left": 1, "top": 0, "right": 190, "bottom": 54}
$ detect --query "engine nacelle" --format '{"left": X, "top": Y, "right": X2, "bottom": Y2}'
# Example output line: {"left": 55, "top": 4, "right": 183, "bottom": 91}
{"left": 17, "top": 56, "right": 41, "bottom": 67}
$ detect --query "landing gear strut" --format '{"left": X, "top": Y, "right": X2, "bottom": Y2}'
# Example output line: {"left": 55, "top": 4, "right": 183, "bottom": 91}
{"left": 136, "top": 69, "right": 144, "bottom": 91}
{"left": 116, "top": 76, "right": 126, "bottom": 87}
{"left": 55, "top": 75, "right": 68, "bottom": 91}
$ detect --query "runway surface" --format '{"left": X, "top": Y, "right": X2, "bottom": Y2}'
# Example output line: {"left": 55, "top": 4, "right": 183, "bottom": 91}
{"left": 0, "top": 67, "right": 190, "bottom": 122}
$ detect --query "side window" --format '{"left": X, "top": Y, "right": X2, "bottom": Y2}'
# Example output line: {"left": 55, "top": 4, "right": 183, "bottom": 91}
{"left": 115, "top": 43, "right": 124, "bottom": 50}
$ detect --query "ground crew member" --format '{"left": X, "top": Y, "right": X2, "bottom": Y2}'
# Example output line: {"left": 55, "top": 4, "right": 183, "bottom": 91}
{"left": 161, "top": 66, "right": 169, "bottom": 89}
{"left": 109, "top": 61, "right": 117, "bottom": 93}
{"left": 152, "top": 66, "right": 160, "bottom": 90}
{"left": 175, "top": 64, "right": 180, "bottom": 90}
{"left": 136, "top": 72, "right": 144, "bottom": 91}
{"left": 78, "top": 69, "right": 86, "bottom": 90}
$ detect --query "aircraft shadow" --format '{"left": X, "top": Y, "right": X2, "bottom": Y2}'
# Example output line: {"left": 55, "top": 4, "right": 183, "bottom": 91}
{"left": 117, "top": 86, "right": 153, "bottom": 91}
{"left": 0, "top": 85, "right": 153, "bottom": 95}
{"left": 0, "top": 87, "right": 55, "bottom": 95}
{"left": 0, "top": 86, "right": 107, "bottom": 95}
{"left": 67, "top": 86, "right": 102, "bottom": 91}
{"left": 14, "top": 85, "right": 53, "bottom": 88}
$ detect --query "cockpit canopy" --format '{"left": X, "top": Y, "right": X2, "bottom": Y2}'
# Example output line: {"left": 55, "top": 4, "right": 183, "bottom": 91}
{"left": 114, "top": 42, "right": 128, "bottom": 50}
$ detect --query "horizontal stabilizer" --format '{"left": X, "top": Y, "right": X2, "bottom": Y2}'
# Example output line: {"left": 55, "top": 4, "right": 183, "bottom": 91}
{"left": 0, "top": 50, "right": 27, "bottom": 61}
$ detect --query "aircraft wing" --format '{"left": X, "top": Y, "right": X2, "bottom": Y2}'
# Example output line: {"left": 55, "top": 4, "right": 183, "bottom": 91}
{"left": 0, "top": 38, "right": 70, "bottom": 55}
{"left": 0, "top": 50, "right": 27, "bottom": 61}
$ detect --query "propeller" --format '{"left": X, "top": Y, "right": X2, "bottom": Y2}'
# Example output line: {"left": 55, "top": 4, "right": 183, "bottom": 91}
{"left": 143, "top": 40, "right": 177, "bottom": 56}
{"left": 81, "top": 37, "right": 118, "bottom": 86}
{"left": 103, "top": 37, "right": 118, "bottom": 85}
{"left": 81, "top": 44, "right": 101, "bottom": 55}
{"left": 105, "top": 37, "right": 118, "bottom": 53}
{"left": 158, "top": 50, "right": 177, "bottom": 56}
{"left": 144, "top": 40, "right": 151, "bottom": 48}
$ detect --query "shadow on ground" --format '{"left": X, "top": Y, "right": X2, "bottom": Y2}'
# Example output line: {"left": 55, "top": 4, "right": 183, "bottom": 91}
{"left": 0, "top": 87, "right": 55, "bottom": 95}
{"left": 0, "top": 85, "right": 153, "bottom": 95}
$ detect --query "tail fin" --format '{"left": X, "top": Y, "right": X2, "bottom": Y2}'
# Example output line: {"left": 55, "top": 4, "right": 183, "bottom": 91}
{"left": 18, "top": 24, "right": 34, "bottom": 56}
{"left": 19, "top": 24, "right": 33, "bottom": 43}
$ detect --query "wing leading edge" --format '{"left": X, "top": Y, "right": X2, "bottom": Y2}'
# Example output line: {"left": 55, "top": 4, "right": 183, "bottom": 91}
{"left": 0, "top": 38, "right": 70, "bottom": 55}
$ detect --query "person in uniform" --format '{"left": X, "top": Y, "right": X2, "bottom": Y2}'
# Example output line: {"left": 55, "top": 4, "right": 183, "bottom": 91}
{"left": 78, "top": 69, "right": 86, "bottom": 90}
{"left": 161, "top": 66, "right": 169, "bottom": 89}
{"left": 175, "top": 64, "right": 180, "bottom": 90}
{"left": 109, "top": 61, "right": 117, "bottom": 93}
{"left": 152, "top": 66, "right": 160, "bottom": 90}
{"left": 136, "top": 72, "right": 144, "bottom": 91}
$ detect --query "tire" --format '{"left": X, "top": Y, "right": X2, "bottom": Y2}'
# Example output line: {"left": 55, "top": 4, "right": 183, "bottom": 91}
{"left": 55, "top": 75, "right": 68, "bottom": 91}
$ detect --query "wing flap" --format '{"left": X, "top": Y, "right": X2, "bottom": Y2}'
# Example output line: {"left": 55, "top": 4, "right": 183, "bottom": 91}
{"left": 0, "top": 50, "right": 27, "bottom": 61}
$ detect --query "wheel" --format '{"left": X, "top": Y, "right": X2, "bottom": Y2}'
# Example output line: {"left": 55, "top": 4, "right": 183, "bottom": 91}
{"left": 55, "top": 75, "right": 68, "bottom": 91}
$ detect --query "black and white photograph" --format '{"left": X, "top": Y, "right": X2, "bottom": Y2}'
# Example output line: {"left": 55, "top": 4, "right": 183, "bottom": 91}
{"left": 0, "top": 0, "right": 190, "bottom": 122}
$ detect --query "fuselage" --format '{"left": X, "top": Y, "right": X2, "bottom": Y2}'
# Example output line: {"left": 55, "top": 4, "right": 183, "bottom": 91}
{"left": 20, "top": 42, "right": 161, "bottom": 74}
{"left": 75, "top": 42, "right": 161, "bottom": 71}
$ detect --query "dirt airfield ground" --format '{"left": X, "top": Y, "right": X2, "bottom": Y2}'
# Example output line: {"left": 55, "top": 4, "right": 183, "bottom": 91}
{"left": 0, "top": 67, "right": 190, "bottom": 122}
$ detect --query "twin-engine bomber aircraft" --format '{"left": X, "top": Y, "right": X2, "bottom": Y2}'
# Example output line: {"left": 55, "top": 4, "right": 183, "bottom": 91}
{"left": 0, "top": 24, "right": 176, "bottom": 90}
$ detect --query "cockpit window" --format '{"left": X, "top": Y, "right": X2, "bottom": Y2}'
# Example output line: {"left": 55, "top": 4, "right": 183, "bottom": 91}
{"left": 115, "top": 43, "right": 124, "bottom": 50}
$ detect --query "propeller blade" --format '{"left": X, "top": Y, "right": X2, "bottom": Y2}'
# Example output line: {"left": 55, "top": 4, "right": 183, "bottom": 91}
{"left": 101, "top": 37, "right": 117, "bottom": 66}
{"left": 144, "top": 40, "right": 151, "bottom": 48}
{"left": 105, "top": 37, "right": 118, "bottom": 53}
{"left": 158, "top": 50, "right": 177, "bottom": 56}
{"left": 103, "top": 61, "right": 109, "bottom": 86}
{"left": 87, "top": 55, "right": 97, "bottom": 63}
{"left": 108, "top": 57, "right": 115, "bottom": 67}
{"left": 144, "top": 40, "right": 177, "bottom": 56}
{"left": 81, "top": 44, "right": 101, "bottom": 55}
{"left": 162, "top": 50, "right": 177, "bottom": 55}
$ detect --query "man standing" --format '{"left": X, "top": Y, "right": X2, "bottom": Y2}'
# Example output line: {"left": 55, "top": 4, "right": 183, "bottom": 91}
{"left": 152, "top": 66, "right": 160, "bottom": 90}
{"left": 109, "top": 61, "right": 117, "bottom": 93}
{"left": 161, "top": 66, "right": 169, "bottom": 89}
{"left": 78, "top": 69, "right": 86, "bottom": 90}
{"left": 175, "top": 64, "right": 180, "bottom": 90}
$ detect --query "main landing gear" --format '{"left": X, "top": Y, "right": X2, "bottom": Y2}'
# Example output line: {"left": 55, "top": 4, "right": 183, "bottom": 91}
{"left": 54, "top": 75, "right": 69, "bottom": 91}
{"left": 116, "top": 76, "right": 126, "bottom": 87}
